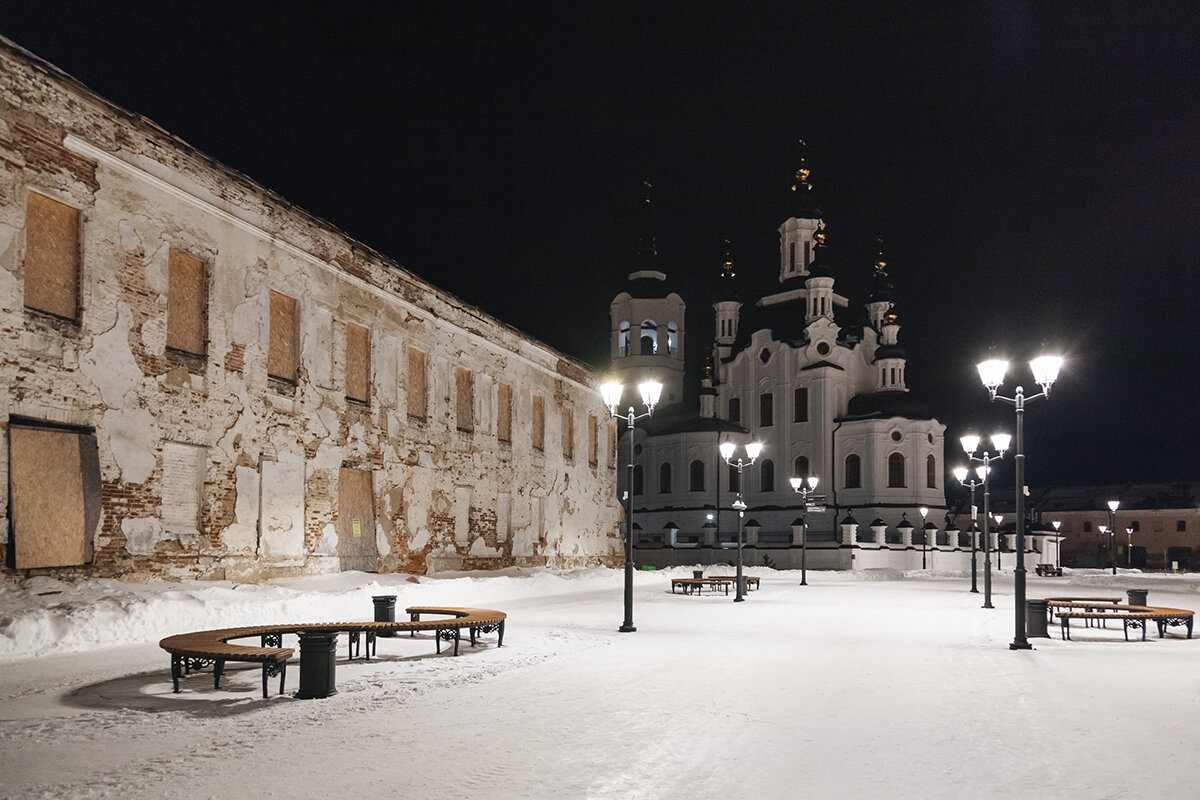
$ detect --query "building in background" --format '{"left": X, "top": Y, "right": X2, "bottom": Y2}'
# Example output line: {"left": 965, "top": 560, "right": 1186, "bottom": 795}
{"left": 0, "top": 39, "right": 621, "bottom": 582}
{"left": 610, "top": 155, "right": 954, "bottom": 571}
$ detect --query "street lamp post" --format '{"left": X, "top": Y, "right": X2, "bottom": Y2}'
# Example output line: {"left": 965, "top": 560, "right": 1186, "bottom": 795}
{"left": 1106, "top": 499, "right": 1120, "bottom": 574}
{"left": 919, "top": 506, "right": 929, "bottom": 569}
{"left": 720, "top": 440, "right": 764, "bottom": 602}
{"left": 961, "top": 433, "right": 1009, "bottom": 609}
{"left": 601, "top": 379, "right": 662, "bottom": 633}
{"left": 1052, "top": 520, "right": 1062, "bottom": 571}
{"left": 978, "top": 353, "right": 1063, "bottom": 650}
{"left": 789, "top": 475, "right": 820, "bottom": 586}
{"left": 1126, "top": 526, "right": 1134, "bottom": 568}
{"left": 954, "top": 466, "right": 984, "bottom": 593}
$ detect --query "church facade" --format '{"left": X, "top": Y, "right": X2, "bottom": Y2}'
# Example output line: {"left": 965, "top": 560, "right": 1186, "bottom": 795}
{"left": 610, "top": 161, "right": 964, "bottom": 572}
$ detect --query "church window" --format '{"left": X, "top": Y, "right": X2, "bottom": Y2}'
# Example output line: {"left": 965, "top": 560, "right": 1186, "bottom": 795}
{"left": 618, "top": 321, "right": 631, "bottom": 357}
{"left": 891, "top": 430, "right": 903, "bottom": 442}
{"left": 406, "top": 347, "right": 427, "bottom": 419}
{"left": 659, "top": 463, "right": 672, "bottom": 493}
{"left": 845, "top": 454, "right": 861, "bottom": 489}
{"left": 759, "top": 348, "right": 772, "bottom": 364}
{"left": 689, "top": 460, "right": 705, "bottom": 492}
{"left": 888, "top": 453, "right": 906, "bottom": 488}
{"left": 760, "top": 459, "right": 775, "bottom": 492}
{"left": 1083, "top": 521, "right": 1092, "bottom": 533}
{"left": 759, "top": 393, "right": 773, "bottom": 427}
{"left": 1178, "top": 520, "right": 1187, "bottom": 532}
{"left": 632, "top": 465, "right": 643, "bottom": 495}
{"left": 816, "top": 341, "right": 830, "bottom": 356}
{"left": 789, "top": 242, "right": 795, "bottom": 272}
{"left": 794, "top": 387, "right": 809, "bottom": 422}
{"left": 667, "top": 322, "right": 678, "bottom": 356}
{"left": 24, "top": 190, "right": 80, "bottom": 321}
{"left": 804, "top": 240, "right": 811, "bottom": 267}
{"left": 926, "top": 454, "right": 937, "bottom": 489}
{"left": 728, "top": 398, "right": 741, "bottom": 422}
{"left": 561, "top": 407, "right": 574, "bottom": 459}
{"left": 793, "top": 455, "right": 809, "bottom": 480}
{"left": 640, "top": 319, "right": 657, "bottom": 354}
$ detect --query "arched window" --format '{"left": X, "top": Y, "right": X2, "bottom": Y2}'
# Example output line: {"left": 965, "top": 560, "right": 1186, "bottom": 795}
{"left": 667, "top": 322, "right": 678, "bottom": 356}
{"left": 632, "top": 465, "right": 644, "bottom": 495}
{"left": 618, "top": 321, "right": 630, "bottom": 356}
{"left": 659, "top": 463, "right": 672, "bottom": 494}
{"left": 888, "top": 453, "right": 906, "bottom": 488}
{"left": 926, "top": 454, "right": 937, "bottom": 489}
{"left": 728, "top": 463, "right": 740, "bottom": 494}
{"left": 689, "top": 460, "right": 705, "bottom": 492}
{"left": 640, "top": 319, "right": 657, "bottom": 355}
{"left": 793, "top": 455, "right": 809, "bottom": 481}
{"left": 760, "top": 459, "right": 775, "bottom": 492}
{"left": 845, "top": 454, "right": 861, "bottom": 489}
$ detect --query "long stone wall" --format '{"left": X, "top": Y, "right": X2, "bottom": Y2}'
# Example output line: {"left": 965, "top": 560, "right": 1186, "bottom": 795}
{"left": 0, "top": 39, "right": 621, "bottom": 582}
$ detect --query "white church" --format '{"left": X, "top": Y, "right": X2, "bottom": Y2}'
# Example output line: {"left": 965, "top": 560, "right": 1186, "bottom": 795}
{"left": 608, "top": 159, "right": 987, "bottom": 572}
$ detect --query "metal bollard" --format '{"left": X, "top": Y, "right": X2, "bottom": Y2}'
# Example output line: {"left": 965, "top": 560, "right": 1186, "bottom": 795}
{"left": 1026, "top": 599, "right": 1050, "bottom": 638}
{"left": 294, "top": 631, "right": 338, "bottom": 699}
{"left": 373, "top": 594, "right": 397, "bottom": 637}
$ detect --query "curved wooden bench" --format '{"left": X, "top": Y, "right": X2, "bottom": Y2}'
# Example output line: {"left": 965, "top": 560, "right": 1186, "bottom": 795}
{"left": 160, "top": 607, "right": 506, "bottom": 698}
{"left": 1058, "top": 605, "right": 1193, "bottom": 641}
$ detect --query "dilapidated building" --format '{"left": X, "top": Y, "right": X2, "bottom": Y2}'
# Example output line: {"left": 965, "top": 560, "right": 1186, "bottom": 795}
{"left": 0, "top": 38, "right": 621, "bottom": 582}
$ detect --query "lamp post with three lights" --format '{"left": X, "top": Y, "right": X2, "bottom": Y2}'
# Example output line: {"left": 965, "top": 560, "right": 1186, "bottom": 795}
{"left": 601, "top": 379, "right": 662, "bottom": 633}
{"left": 977, "top": 353, "right": 1063, "bottom": 650}
{"left": 719, "top": 440, "right": 763, "bottom": 602}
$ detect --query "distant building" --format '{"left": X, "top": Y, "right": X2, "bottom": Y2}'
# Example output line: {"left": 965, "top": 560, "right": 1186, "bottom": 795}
{"left": 1021, "top": 483, "right": 1200, "bottom": 571}
{"left": 610, "top": 157, "right": 958, "bottom": 571}
{"left": 0, "top": 38, "right": 621, "bottom": 582}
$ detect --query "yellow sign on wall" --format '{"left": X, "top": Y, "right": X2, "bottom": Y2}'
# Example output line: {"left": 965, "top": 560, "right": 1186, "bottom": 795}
{"left": 352, "top": 518, "right": 362, "bottom": 537}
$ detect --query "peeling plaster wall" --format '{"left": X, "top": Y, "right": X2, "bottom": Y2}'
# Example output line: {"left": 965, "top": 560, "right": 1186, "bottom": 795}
{"left": 0, "top": 40, "right": 622, "bottom": 582}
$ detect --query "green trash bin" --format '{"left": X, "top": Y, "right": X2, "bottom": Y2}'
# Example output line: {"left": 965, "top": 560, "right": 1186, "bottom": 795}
{"left": 1026, "top": 599, "right": 1050, "bottom": 638}
{"left": 295, "top": 631, "right": 338, "bottom": 699}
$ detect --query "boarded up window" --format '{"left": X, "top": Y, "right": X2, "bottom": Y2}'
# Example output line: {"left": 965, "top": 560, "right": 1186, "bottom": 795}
{"left": 24, "top": 191, "right": 79, "bottom": 320}
{"left": 407, "top": 347, "right": 427, "bottom": 419}
{"left": 9, "top": 425, "right": 100, "bottom": 568}
{"left": 532, "top": 395, "right": 545, "bottom": 451}
{"left": 346, "top": 322, "right": 370, "bottom": 403}
{"left": 167, "top": 249, "right": 206, "bottom": 355}
{"left": 162, "top": 441, "right": 206, "bottom": 538}
{"left": 497, "top": 383, "right": 512, "bottom": 443}
{"left": 561, "top": 407, "right": 574, "bottom": 459}
{"left": 268, "top": 290, "right": 298, "bottom": 383}
{"left": 608, "top": 422, "right": 617, "bottom": 468}
{"left": 456, "top": 368, "right": 474, "bottom": 431}
{"left": 588, "top": 415, "right": 598, "bottom": 467}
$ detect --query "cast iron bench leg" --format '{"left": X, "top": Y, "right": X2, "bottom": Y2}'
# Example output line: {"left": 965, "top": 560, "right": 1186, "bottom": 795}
{"left": 453, "top": 628, "right": 461, "bottom": 656}
{"left": 213, "top": 659, "right": 225, "bottom": 690}
{"left": 171, "top": 655, "right": 182, "bottom": 693}
{"left": 498, "top": 620, "right": 505, "bottom": 647}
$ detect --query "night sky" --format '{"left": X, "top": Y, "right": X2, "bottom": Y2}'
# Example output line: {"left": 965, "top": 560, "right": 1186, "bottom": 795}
{"left": 5, "top": 4, "right": 1199, "bottom": 490}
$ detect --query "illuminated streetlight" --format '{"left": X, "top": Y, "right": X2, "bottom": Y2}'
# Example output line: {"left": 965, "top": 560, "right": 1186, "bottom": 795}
{"left": 1106, "top": 499, "right": 1120, "bottom": 575}
{"left": 720, "top": 440, "right": 764, "bottom": 601}
{"left": 962, "top": 433, "right": 1009, "bottom": 610}
{"left": 954, "top": 466, "right": 983, "bottom": 593}
{"left": 601, "top": 379, "right": 662, "bottom": 632}
{"left": 789, "top": 475, "right": 820, "bottom": 586}
{"left": 978, "top": 351, "right": 1063, "bottom": 650}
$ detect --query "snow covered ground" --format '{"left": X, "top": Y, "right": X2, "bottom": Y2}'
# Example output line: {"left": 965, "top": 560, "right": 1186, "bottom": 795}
{"left": 1, "top": 566, "right": 1197, "bottom": 799}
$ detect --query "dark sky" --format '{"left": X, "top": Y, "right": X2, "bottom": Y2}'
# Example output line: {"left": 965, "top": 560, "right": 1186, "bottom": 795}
{"left": 5, "top": 3, "right": 1199, "bottom": 489}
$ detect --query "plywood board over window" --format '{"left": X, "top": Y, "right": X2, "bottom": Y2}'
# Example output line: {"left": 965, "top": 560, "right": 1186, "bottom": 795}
{"left": 407, "top": 347, "right": 427, "bottom": 419}
{"left": 167, "top": 249, "right": 207, "bottom": 355}
{"left": 497, "top": 383, "right": 512, "bottom": 443}
{"left": 561, "top": 407, "right": 574, "bottom": 459}
{"left": 24, "top": 191, "right": 79, "bottom": 320}
{"left": 9, "top": 424, "right": 101, "bottom": 568}
{"left": 346, "top": 322, "right": 370, "bottom": 404}
{"left": 588, "top": 414, "right": 598, "bottom": 467}
{"left": 531, "top": 395, "right": 545, "bottom": 451}
{"left": 456, "top": 368, "right": 474, "bottom": 432}
{"left": 268, "top": 290, "right": 298, "bottom": 383}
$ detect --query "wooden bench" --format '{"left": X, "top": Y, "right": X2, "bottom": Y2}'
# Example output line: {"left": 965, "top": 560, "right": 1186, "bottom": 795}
{"left": 1034, "top": 564, "right": 1062, "bottom": 577}
{"left": 709, "top": 575, "right": 760, "bottom": 590}
{"left": 670, "top": 577, "right": 732, "bottom": 595}
{"left": 1058, "top": 605, "right": 1194, "bottom": 641}
{"left": 159, "top": 606, "right": 506, "bottom": 698}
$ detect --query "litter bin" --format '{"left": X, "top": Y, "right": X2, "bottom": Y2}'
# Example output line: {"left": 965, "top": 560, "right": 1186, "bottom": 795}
{"left": 295, "top": 631, "right": 338, "bottom": 699}
{"left": 1026, "top": 599, "right": 1050, "bottom": 638}
{"left": 1127, "top": 589, "right": 1148, "bottom": 607}
{"left": 373, "top": 594, "right": 397, "bottom": 637}
{"left": 693, "top": 570, "right": 704, "bottom": 579}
